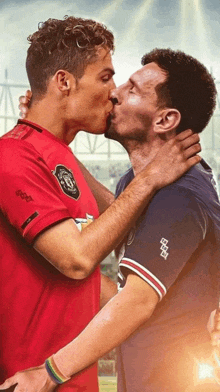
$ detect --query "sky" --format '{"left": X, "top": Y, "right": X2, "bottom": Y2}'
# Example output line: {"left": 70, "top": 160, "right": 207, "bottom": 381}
{"left": 1, "top": 0, "right": 220, "bottom": 85}
{"left": 0, "top": 0, "right": 220, "bottom": 164}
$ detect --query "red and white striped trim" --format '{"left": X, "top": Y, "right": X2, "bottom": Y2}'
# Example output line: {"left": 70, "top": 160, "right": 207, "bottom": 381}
{"left": 119, "top": 258, "right": 167, "bottom": 300}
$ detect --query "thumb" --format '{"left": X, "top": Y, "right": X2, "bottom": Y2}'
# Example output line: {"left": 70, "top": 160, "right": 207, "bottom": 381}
{"left": 25, "top": 90, "right": 32, "bottom": 100}
{"left": 0, "top": 377, "right": 17, "bottom": 390}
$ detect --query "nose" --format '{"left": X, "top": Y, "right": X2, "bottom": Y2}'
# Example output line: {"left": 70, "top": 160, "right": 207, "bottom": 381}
{"left": 111, "top": 96, "right": 118, "bottom": 105}
{"left": 110, "top": 89, "right": 119, "bottom": 105}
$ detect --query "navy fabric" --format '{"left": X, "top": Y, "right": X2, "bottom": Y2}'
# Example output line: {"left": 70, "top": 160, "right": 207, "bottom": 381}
{"left": 116, "top": 160, "right": 220, "bottom": 392}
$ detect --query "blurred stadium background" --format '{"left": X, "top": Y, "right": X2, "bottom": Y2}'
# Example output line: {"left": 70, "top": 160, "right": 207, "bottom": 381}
{"left": 0, "top": 70, "right": 219, "bottom": 388}
{"left": 1, "top": 1, "right": 220, "bottom": 388}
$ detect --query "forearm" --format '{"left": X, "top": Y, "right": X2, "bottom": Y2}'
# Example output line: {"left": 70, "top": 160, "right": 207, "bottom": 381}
{"left": 100, "top": 273, "right": 117, "bottom": 308}
{"left": 71, "top": 173, "right": 156, "bottom": 276}
{"left": 53, "top": 285, "right": 154, "bottom": 377}
{"left": 75, "top": 156, "right": 114, "bottom": 214}
{"left": 35, "top": 172, "right": 156, "bottom": 279}
{"left": 0, "top": 277, "right": 158, "bottom": 392}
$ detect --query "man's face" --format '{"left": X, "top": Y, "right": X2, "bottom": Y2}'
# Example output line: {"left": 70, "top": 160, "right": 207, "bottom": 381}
{"left": 106, "top": 62, "right": 167, "bottom": 142}
{"left": 68, "top": 47, "right": 115, "bottom": 134}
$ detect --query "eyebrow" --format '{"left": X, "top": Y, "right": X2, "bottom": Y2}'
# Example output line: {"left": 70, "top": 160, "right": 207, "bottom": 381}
{"left": 99, "top": 68, "right": 115, "bottom": 76}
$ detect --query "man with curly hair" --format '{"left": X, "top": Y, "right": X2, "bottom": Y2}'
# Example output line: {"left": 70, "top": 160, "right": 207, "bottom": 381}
{"left": 0, "top": 19, "right": 200, "bottom": 392}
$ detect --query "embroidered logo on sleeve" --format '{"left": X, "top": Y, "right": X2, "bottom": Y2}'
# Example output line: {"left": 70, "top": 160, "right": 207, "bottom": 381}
{"left": 53, "top": 165, "right": 80, "bottom": 200}
{"left": 160, "top": 237, "right": 169, "bottom": 260}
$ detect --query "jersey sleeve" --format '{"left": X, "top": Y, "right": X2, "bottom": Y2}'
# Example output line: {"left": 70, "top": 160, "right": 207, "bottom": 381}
{"left": 0, "top": 140, "right": 71, "bottom": 243}
{"left": 119, "top": 184, "right": 209, "bottom": 300}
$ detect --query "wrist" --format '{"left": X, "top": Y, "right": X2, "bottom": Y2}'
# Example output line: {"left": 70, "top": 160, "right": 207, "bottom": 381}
{"left": 45, "top": 355, "right": 71, "bottom": 384}
{"left": 134, "top": 169, "right": 157, "bottom": 196}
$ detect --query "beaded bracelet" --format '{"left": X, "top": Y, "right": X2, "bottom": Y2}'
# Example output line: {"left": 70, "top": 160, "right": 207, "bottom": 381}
{"left": 45, "top": 355, "right": 71, "bottom": 384}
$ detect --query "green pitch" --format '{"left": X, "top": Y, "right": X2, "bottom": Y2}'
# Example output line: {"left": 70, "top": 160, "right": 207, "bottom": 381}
{"left": 99, "top": 376, "right": 117, "bottom": 392}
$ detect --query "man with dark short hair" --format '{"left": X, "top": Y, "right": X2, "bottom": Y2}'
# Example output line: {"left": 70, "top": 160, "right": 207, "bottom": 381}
{"left": 1, "top": 48, "right": 219, "bottom": 392}
{"left": 0, "top": 19, "right": 200, "bottom": 392}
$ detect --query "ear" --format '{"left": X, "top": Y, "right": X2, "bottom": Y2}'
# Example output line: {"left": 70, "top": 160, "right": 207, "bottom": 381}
{"left": 52, "top": 70, "right": 76, "bottom": 94}
{"left": 154, "top": 108, "right": 181, "bottom": 134}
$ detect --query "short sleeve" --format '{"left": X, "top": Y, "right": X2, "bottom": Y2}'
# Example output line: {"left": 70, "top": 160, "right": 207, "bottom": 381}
{"left": 0, "top": 140, "right": 71, "bottom": 243}
{"left": 119, "top": 184, "right": 208, "bottom": 300}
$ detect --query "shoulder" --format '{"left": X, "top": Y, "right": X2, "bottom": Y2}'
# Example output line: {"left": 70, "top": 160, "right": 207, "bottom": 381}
{"left": 153, "top": 160, "right": 216, "bottom": 209}
{"left": 149, "top": 182, "right": 198, "bottom": 210}
{"left": 143, "top": 181, "right": 208, "bottom": 235}
{"left": 0, "top": 137, "right": 39, "bottom": 161}
{"left": 0, "top": 137, "right": 47, "bottom": 182}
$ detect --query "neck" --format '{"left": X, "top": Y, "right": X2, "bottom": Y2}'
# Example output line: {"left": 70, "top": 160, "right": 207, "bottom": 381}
{"left": 126, "top": 137, "right": 166, "bottom": 176}
{"left": 26, "top": 98, "right": 78, "bottom": 145}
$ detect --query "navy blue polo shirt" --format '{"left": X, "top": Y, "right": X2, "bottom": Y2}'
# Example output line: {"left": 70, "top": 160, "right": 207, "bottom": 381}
{"left": 116, "top": 160, "right": 220, "bottom": 392}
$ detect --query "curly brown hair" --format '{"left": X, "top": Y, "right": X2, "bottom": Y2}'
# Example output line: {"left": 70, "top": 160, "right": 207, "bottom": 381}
{"left": 142, "top": 48, "right": 217, "bottom": 134}
{"left": 26, "top": 16, "right": 114, "bottom": 99}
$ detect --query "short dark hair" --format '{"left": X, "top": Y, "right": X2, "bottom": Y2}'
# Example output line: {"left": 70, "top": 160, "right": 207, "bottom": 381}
{"left": 26, "top": 16, "right": 114, "bottom": 99}
{"left": 141, "top": 48, "right": 217, "bottom": 133}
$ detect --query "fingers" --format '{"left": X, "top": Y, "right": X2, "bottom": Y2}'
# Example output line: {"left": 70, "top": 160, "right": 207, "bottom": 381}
{"left": 175, "top": 130, "right": 201, "bottom": 160}
{"left": 176, "top": 129, "right": 194, "bottom": 141}
{"left": 25, "top": 90, "right": 32, "bottom": 100}
{"left": 19, "top": 96, "right": 29, "bottom": 105}
{"left": 174, "top": 131, "right": 201, "bottom": 164}
{"left": 184, "top": 155, "right": 201, "bottom": 170}
{"left": 181, "top": 134, "right": 200, "bottom": 151}
{"left": 19, "top": 90, "right": 31, "bottom": 105}
{"left": 184, "top": 143, "right": 201, "bottom": 159}
{"left": 18, "top": 108, "right": 29, "bottom": 119}
{"left": 18, "top": 90, "right": 31, "bottom": 119}
{"left": 0, "top": 376, "right": 17, "bottom": 390}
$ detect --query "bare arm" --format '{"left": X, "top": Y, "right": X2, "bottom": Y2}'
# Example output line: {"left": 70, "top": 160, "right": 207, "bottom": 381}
{"left": 100, "top": 273, "right": 117, "bottom": 308}
{"left": 74, "top": 156, "right": 114, "bottom": 214}
{"left": 34, "top": 130, "right": 201, "bottom": 280}
{"left": 0, "top": 273, "right": 158, "bottom": 391}
{"left": 54, "top": 272, "right": 159, "bottom": 375}
{"left": 34, "top": 173, "right": 155, "bottom": 280}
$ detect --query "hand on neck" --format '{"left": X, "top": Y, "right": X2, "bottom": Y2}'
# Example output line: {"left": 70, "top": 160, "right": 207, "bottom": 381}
{"left": 129, "top": 131, "right": 176, "bottom": 176}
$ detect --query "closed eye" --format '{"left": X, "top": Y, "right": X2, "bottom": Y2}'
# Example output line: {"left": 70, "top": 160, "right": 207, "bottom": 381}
{"left": 102, "top": 74, "right": 113, "bottom": 82}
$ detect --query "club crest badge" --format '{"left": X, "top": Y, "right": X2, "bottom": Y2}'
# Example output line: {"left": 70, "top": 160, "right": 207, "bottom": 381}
{"left": 53, "top": 165, "right": 80, "bottom": 200}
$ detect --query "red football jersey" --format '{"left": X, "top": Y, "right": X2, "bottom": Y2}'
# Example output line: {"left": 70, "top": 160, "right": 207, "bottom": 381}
{"left": 0, "top": 120, "right": 100, "bottom": 391}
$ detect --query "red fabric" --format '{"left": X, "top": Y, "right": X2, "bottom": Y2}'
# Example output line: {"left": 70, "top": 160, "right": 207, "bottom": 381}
{"left": 0, "top": 120, "right": 100, "bottom": 391}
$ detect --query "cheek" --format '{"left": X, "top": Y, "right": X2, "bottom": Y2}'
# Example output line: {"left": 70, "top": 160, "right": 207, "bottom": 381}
{"left": 126, "top": 95, "right": 143, "bottom": 111}
{"left": 120, "top": 96, "right": 142, "bottom": 118}
{"left": 129, "top": 95, "right": 140, "bottom": 105}
{"left": 90, "top": 88, "right": 109, "bottom": 109}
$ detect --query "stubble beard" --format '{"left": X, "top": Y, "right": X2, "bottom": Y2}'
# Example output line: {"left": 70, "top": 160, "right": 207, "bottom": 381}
{"left": 105, "top": 114, "right": 123, "bottom": 142}
{"left": 105, "top": 123, "right": 127, "bottom": 150}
